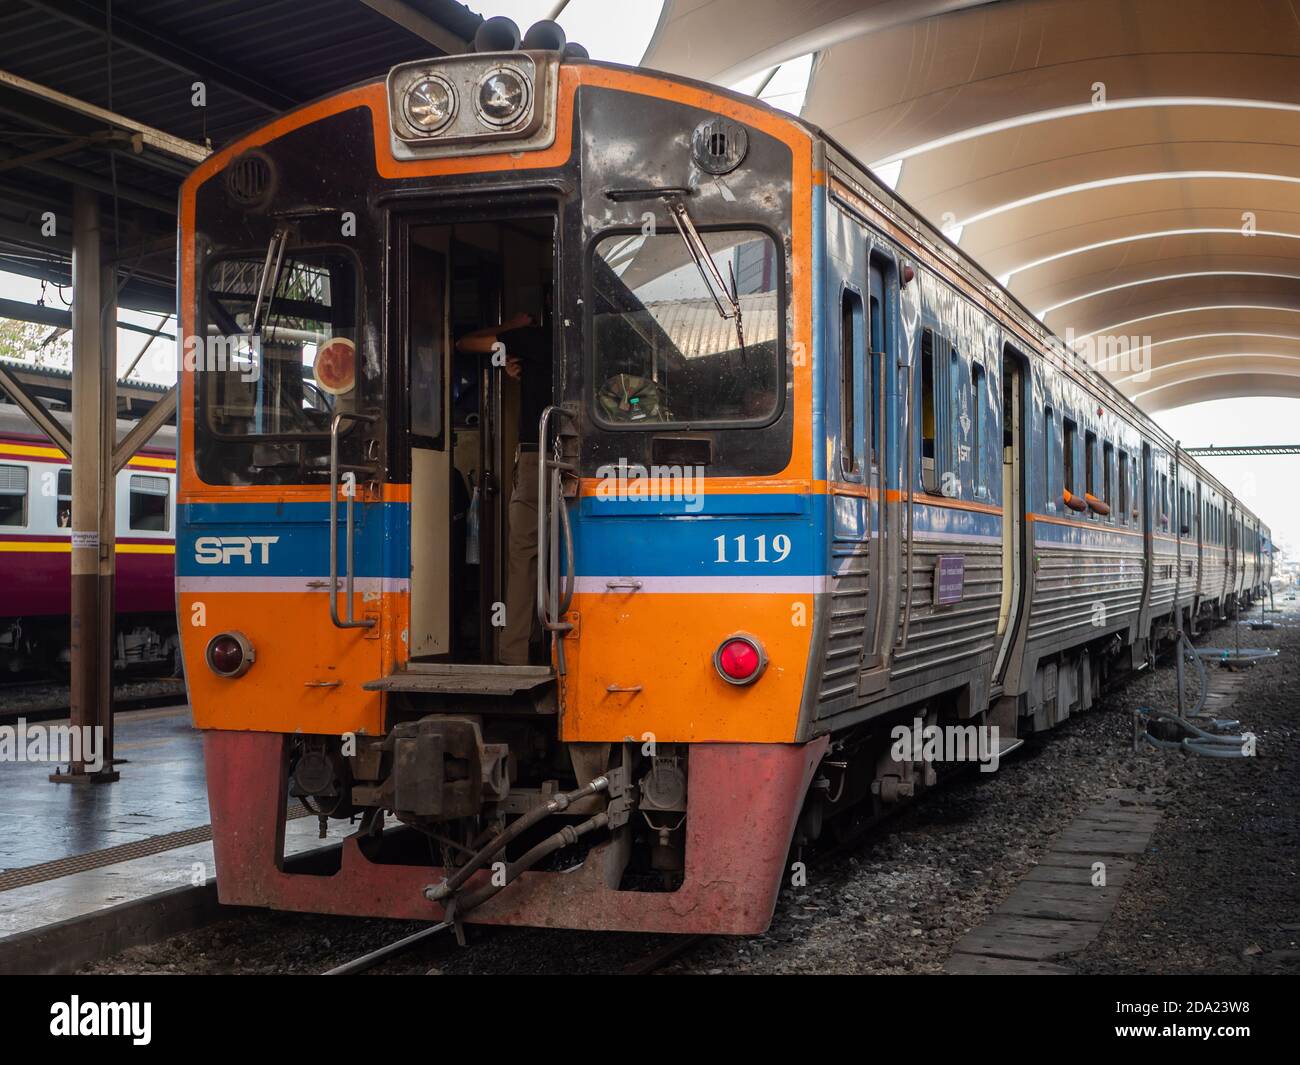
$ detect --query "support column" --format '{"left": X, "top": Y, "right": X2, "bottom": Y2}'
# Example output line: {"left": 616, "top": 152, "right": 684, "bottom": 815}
{"left": 52, "top": 186, "right": 119, "bottom": 784}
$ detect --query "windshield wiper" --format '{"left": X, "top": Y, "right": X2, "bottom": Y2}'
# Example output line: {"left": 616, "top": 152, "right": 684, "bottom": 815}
{"left": 668, "top": 199, "right": 740, "bottom": 324}
{"left": 250, "top": 225, "right": 289, "bottom": 336}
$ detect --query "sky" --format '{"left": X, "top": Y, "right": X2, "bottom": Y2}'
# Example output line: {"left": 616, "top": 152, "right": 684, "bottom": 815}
{"left": 0, "top": 4, "right": 1295, "bottom": 556}
{"left": 1153, "top": 398, "right": 1300, "bottom": 558}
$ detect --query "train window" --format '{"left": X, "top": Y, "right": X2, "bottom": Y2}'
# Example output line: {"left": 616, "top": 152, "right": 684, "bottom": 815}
{"left": 920, "top": 330, "right": 939, "bottom": 492}
{"left": 1117, "top": 450, "right": 1128, "bottom": 522}
{"left": 1084, "top": 430, "right": 1097, "bottom": 500}
{"left": 57, "top": 469, "right": 71, "bottom": 528}
{"left": 1063, "top": 418, "right": 1077, "bottom": 497}
{"left": 0, "top": 464, "right": 27, "bottom": 526}
{"left": 971, "top": 363, "right": 987, "bottom": 497}
{"left": 840, "top": 288, "right": 864, "bottom": 476}
{"left": 868, "top": 286, "right": 883, "bottom": 464}
{"left": 129, "top": 475, "right": 170, "bottom": 532}
{"left": 949, "top": 348, "right": 962, "bottom": 487}
{"left": 589, "top": 229, "right": 781, "bottom": 428}
{"left": 198, "top": 247, "right": 359, "bottom": 481}
{"left": 1102, "top": 442, "right": 1113, "bottom": 517}
{"left": 1044, "top": 406, "right": 1055, "bottom": 504}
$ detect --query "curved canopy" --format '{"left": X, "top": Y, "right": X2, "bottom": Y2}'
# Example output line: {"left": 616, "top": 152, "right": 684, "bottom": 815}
{"left": 644, "top": 0, "right": 1300, "bottom": 411}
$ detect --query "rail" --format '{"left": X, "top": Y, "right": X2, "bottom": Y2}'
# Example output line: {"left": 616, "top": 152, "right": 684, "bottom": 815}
{"left": 537, "top": 405, "right": 577, "bottom": 671}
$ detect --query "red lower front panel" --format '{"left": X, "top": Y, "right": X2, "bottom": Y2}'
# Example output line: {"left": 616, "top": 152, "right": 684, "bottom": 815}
{"left": 205, "top": 730, "right": 828, "bottom": 935}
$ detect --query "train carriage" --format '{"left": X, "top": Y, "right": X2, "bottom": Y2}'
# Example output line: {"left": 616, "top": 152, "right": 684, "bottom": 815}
{"left": 177, "top": 24, "right": 1272, "bottom": 935}
{"left": 0, "top": 405, "right": 177, "bottom": 674}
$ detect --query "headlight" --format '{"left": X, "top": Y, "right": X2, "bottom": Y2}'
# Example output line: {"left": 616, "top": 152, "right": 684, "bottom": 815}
{"left": 475, "top": 66, "right": 530, "bottom": 127}
{"left": 403, "top": 74, "right": 457, "bottom": 134}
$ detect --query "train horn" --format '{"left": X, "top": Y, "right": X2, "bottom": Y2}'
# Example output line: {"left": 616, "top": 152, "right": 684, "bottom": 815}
{"left": 522, "top": 19, "right": 567, "bottom": 51}
{"left": 563, "top": 41, "right": 589, "bottom": 60}
{"left": 474, "top": 15, "right": 521, "bottom": 53}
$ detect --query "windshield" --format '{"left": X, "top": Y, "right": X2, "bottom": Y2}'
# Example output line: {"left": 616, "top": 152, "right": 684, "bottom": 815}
{"left": 202, "top": 249, "right": 358, "bottom": 437}
{"left": 590, "top": 229, "right": 781, "bottom": 427}
{"left": 196, "top": 248, "right": 361, "bottom": 484}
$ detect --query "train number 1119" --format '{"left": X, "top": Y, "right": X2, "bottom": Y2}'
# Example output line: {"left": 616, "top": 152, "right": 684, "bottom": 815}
{"left": 713, "top": 533, "right": 792, "bottom": 564}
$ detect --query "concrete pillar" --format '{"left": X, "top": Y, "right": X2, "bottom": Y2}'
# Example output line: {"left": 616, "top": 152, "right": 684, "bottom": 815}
{"left": 51, "top": 186, "right": 119, "bottom": 784}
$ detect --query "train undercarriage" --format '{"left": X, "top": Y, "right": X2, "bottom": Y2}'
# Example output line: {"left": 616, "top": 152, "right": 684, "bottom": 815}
{"left": 0, "top": 613, "right": 179, "bottom": 678}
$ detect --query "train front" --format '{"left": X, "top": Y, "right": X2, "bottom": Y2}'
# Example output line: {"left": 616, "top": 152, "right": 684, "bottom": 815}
{"left": 177, "top": 36, "right": 823, "bottom": 934}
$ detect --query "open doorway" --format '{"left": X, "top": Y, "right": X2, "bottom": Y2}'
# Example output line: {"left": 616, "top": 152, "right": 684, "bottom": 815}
{"left": 402, "top": 215, "right": 556, "bottom": 666}
{"left": 992, "top": 346, "right": 1026, "bottom": 683}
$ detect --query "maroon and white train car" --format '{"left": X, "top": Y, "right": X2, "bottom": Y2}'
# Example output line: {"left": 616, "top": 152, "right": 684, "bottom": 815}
{"left": 0, "top": 404, "right": 177, "bottom": 674}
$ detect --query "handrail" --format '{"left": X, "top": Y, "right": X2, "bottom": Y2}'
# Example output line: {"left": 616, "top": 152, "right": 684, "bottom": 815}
{"left": 329, "top": 411, "right": 377, "bottom": 630}
{"left": 536, "top": 406, "right": 577, "bottom": 669}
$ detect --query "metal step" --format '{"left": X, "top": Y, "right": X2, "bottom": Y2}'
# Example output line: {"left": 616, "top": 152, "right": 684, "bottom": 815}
{"left": 363, "top": 663, "right": 555, "bottom": 696}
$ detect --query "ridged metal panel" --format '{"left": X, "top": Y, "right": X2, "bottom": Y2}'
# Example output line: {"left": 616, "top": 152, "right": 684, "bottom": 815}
{"left": 890, "top": 539, "right": 1001, "bottom": 680}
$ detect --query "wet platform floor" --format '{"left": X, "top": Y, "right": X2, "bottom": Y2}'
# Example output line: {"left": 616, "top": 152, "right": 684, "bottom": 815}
{"left": 0, "top": 705, "right": 208, "bottom": 873}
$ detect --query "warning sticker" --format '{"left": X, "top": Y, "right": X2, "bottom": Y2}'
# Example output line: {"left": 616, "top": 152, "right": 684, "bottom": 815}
{"left": 71, "top": 531, "right": 99, "bottom": 549}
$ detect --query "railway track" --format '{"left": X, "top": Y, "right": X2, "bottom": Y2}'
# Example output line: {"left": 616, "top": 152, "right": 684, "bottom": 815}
{"left": 0, "top": 677, "right": 187, "bottom": 721}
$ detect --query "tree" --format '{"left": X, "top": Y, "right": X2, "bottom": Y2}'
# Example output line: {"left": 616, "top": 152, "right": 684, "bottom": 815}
{"left": 0, "top": 318, "right": 72, "bottom": 369}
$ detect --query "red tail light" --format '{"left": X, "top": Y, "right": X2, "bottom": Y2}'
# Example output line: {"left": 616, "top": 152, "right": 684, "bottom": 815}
{"left": 206, "top": 631, "right": 255, "bottom": 678}
{"left": 714, "top": 635, "right": 766, "bottom": 685}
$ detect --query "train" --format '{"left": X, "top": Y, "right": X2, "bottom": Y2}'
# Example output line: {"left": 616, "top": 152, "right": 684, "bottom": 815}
{"left": 0, "top": 403, "right": 177, "bottom": 676}
{"left": 178, "top": 17, "right": 1272, "bottom": 935}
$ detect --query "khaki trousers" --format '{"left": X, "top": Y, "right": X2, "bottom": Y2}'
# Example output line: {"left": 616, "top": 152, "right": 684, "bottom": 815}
{"left": 499, "top": 449, "right": 540, "bottom": 665}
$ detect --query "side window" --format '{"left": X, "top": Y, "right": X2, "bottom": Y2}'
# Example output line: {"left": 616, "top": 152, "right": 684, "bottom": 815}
{"left": 949, "top": 347, "right": 962, "bottom": 484}
{"left": 1103, "top": 442, "right": 1114, "bottom": 518}
{"left": 1063, "top": 418, "right": 1077, "bottom": 498}
{"left": 840, "top": 288, "right": 864, "bottom": 477}
{"left": 920, "top": 329, "right": 939, "bottom": 493}
{"left": 129, "top": 474, "right": 170, "bottom": 532}
{"left": 868, "top": 264, "right": 886, "bottom": 465}
{"left": 971, "top": 363, "right": 987, "bottom": 497}
{"left": 0, "top": 464, "right": 28, "bottom": 527}
{"left": 57, "top": 468, "right": 72, "bottom": 528}
{"left": 1117, "top": 450, "right": 1128, "bottom": 522}
{"left": 1084, "top": 430, "right": 1097, "bottom": 500}
{"left": 1044, "top": 406, "right": 1055, "bottom": 505}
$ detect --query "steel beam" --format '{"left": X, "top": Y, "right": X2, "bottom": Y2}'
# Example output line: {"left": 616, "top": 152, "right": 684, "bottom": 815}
{"left": 1184, "top": 445, "right": 1300, "bottom": 457}
{"left": 0, "top": 67, "right": 209, "bottom": 164}
{"left": 0, "top": 296, "right": 175, "bottom": 338}
{"left": 360, "top": 0, "right": 470, "bottom": 54}
{"left": 112, "top": 384, "right": 175, "bottom": 475}
{"left": 52, "top": 186, "right": 119, "bottom": 785}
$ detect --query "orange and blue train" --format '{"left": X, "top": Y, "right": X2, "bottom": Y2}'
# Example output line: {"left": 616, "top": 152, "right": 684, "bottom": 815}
{"left": 177, "top": 21, "right": 1272, "bottom": 934}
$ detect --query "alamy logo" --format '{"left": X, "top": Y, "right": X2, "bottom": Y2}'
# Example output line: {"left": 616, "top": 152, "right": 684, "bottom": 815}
{"left": 594, "top": 459, "right": 706, "bottom": 513}
{"left": 49, "top": 997, "right": 151, "bottom": 1045}
{"left": 193, "top": 535, "right": 280, "bottom": 565}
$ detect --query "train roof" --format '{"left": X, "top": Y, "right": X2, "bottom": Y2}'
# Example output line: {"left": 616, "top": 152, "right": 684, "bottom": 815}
{"left": 186, "top": 56, "right": 1264, "bottom": 531}
{"left": 0, "top": 402, "right": 176, "bottom": 457}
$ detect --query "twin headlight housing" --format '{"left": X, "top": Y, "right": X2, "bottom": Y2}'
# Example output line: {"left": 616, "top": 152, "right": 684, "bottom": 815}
{"left": 388, "top": 53, "right": 556, "bottom": 159}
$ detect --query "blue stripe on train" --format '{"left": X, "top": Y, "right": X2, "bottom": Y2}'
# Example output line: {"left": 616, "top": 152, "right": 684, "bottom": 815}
{"left": 177, "top": 501, "right": 409, "bottom": 579}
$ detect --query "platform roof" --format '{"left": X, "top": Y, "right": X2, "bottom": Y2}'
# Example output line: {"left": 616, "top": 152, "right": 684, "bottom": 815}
{"left": 644, "top": 0, "right": 1300, "bottom": 412}
{"left": 0, "top": 0, "right": 482, "bottom": 314}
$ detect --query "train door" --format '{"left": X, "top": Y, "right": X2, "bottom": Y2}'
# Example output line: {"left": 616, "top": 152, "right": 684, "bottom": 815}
{"left": 398, "top": 212, "right": 557, "bottom": 667}
{"left": 858, "top": 258, "right": 892, "bottom": 693}
{"left": 992, "top": 347, "right": 1026, "bottom": 682}
{"left": 1139, "top": 442, "right": 1154, "bottom": 620}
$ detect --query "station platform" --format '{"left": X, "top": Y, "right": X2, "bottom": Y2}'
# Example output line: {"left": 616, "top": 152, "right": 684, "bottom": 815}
{"left": 0, "top": 705, "right": 336, "bottom": 973}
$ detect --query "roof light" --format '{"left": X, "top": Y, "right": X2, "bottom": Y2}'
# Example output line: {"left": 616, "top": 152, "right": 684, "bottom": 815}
{"left": 475, "top": 66, "right": 530, "bottom": 128}
{"left": 403, "top": 74, "right": 457, "bottom": 135}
